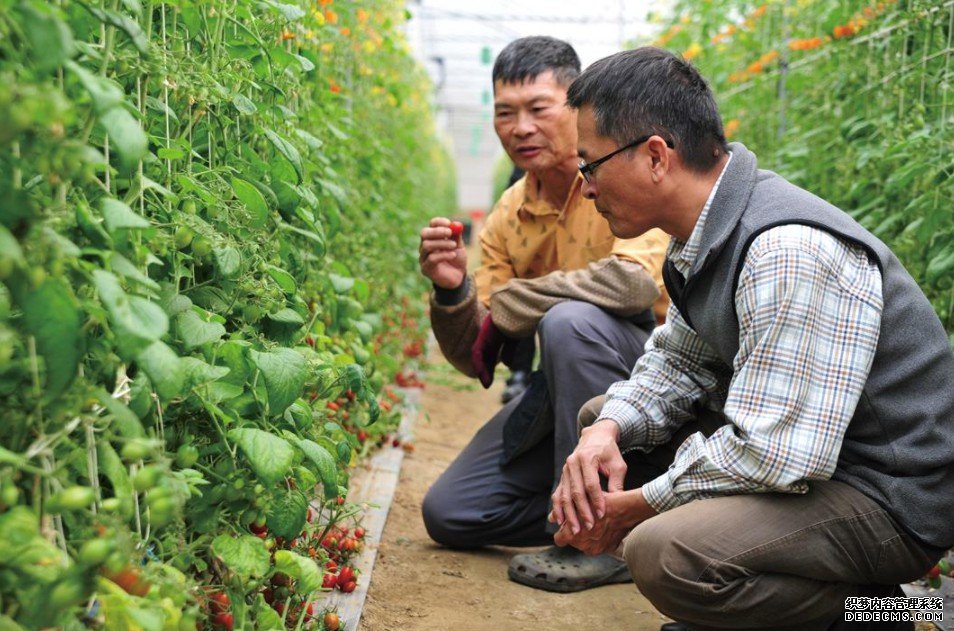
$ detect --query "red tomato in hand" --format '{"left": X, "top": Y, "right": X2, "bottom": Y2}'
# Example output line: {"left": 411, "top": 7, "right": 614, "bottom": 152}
{"left": 449, "top": 221, "right": 464, "bottom": 239}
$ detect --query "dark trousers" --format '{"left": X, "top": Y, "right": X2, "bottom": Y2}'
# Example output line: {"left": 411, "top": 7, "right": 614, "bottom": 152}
{"left": 422, "top": 301, "right": 651, "bottom": 548}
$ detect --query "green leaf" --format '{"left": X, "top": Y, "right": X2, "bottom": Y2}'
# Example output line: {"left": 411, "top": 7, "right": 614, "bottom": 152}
{"left": 228, "top": 428, "right": 296, "bottom": 485}
{"left": 273, "top": 550, "right": 321, "bottom": 594}
{"left": 97, "top": 441, "right": 134, "bottom": 518}
{"left": 95, "top": 390, "right": 145, "bottom": 439}
{"left": 336, "top": 441, "right": 351, "bottom": 464}
{"left": 17, "top": 3, "right": 74, "bottom": 72}
{"left": 328, "top": 273, "right": 354, "bottom": 294}
{"left": 213, "top": 246, "right": 241, "bottom": 279}
{"left": 135, "top": 341, "right": 185, "bottom": 401}
{"left": 297, "top": 440, "right": 338, "bottom": 498}
{"left": 0, "top": 225, "right": 25, "bottom": 271}
{"left": 231, "top": 177, "right": 269, "bottom": 227}
{"left": 266, "top": 308, "right": 304, "bottom": 326}
{"left": 101, "top": 198, "right": 150, "bottom": 232}
{"left": 99, "top": 106, "right": 148, "bottom": 167}
{"left": 83, "top": 6, "right": 149, "bottom": 55}
{"left": 266, "top": 491, "right": 308, "bottom": 541}
{"left": 232, "top": 94, "right": 257, "bottom": 114}
{"left": 67, "top": 61, "right": 123, "bottom": 113}
{"left": 175, "top": 310, "right": 225, "bottom": 349}
{"left": 277, "top": 222, "right": 325, "bottom": 256}
{"left": 293, "top": 54, "right": 314, "bottom": 72}
{"left": 111, "top": 252, "right": 159, "bottom": 292}
{"left": 265, "top": 1, "right": 307, "bottom": 21}
{"left": 211, "top": 534, "right": 270, "bottom": 579}
{"left": 181, "top": 357, "right": 230, "bottom": 388}
{"left": 265, "top": 265, "right": 296, "bottom": 294}
{"left": 93, "top": 270, "right": 168, "bottom": 356}
{"left": 21, "top": 279, "right": 83, "bottom": 400}
{"left": 249, "top": 348, "right": 306, "bottom": 414}
{"left": 264, "top": 130, "right": 303, "bottom": 184}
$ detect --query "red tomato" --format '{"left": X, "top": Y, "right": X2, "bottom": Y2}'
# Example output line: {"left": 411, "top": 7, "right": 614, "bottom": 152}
{"left": 213, "top": 612, "right": 233, "bottom": 631}
{"left": 339, "top": 580, "right": 356, "bottom": 593}
{"left": 322, "top": 573, "right": 337, "bottom": 589}
{"left": 927, "top": 565, "right": 942, "bottom": 578}
{"left": 337, "top": 566, "right": 355, "bottom": 584}
{"left": 209, "top": 591, "right": 230, "bottom": 613}
{"left": 354, "top": 527, "right": 365, "bottom": 540}
{"left": 449, "top": 221, "right": 464, "bottom": 239}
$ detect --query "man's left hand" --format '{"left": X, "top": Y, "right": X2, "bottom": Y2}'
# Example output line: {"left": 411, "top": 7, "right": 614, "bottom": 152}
{"left": 471, "top": 314, "right": 517, "bottom": 388}
{"left": 552, "top": 489, "right": 657, "bottom": 556}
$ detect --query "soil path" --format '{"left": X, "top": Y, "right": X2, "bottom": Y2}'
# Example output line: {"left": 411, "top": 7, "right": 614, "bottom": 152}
{"left": 359, "top": 355, "right": 669, "bottom": 631}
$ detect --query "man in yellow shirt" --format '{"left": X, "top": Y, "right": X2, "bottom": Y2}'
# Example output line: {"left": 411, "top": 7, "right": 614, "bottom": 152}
{"left": 417, "top": 36, "right": 668, "bottom": 592}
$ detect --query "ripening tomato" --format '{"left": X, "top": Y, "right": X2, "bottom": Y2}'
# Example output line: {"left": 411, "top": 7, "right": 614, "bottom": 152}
{"left": 324, "top": 612, "right": 340, "bottom": 630}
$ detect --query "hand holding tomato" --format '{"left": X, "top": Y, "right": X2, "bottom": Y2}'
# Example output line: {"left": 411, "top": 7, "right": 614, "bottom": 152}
{"left": 419, "top": 217, "right": 467, "bottom": 290}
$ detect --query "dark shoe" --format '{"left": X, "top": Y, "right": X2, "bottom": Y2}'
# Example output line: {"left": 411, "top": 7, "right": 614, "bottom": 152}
{"left": 500, "top": 370, "right": 530, "bottom": 404}
{"left": 507, "top": 545, "right": 631, "bottom": 593}
{"left": 660, "top": 624, "right": 694, "bottom": 631}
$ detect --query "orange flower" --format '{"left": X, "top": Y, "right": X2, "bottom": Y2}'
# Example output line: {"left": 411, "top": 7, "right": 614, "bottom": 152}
{"left": 340, "top": 27, "right": 350, "bottom": 37}
{"left": 760, "top": 49, "right": 779, "bottom": 63}
{"left": 329, "top": 80, "right": 341, "bottom": 94}
{"left": 324, "top": 8, "right": 338, "bottom": 24}
{"left": 319, "top": 0, "right": 333, "bottom": 5}
{"left": 751, "top": 5, "right": 768, "bottom": 18}
{"left": 747, "top": 60, "right": 764, "bottom": 74}
{"left": 724, "top": 118, "right": 740, "bottom": 138}
{"left": 356, "top": 8, "right": 368, "bottom": 24}
{"left": 280, "top": 29, "right": 295, "bottom": 41}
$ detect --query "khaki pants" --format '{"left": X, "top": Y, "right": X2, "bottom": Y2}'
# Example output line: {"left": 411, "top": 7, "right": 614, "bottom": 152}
{"left": 578, "top": 396, "right": 939, "bottom": 630}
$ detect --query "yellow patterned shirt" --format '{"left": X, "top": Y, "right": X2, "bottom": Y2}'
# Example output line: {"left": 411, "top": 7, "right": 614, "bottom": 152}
{"left": 475, "top": 171, "right": 670, "bottom": 321}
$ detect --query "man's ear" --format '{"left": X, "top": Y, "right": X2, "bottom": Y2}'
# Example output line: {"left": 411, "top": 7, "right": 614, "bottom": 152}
{"left": 647, "top": 135, "right": 671, "bottom": 182}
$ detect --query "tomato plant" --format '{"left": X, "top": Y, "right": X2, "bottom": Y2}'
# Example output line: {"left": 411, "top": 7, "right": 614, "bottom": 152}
{"left": 0, "top": 0, "right": 449, "bottom": 628}
{"left": 650, "top": 0, "right": 953, "bottom": 340}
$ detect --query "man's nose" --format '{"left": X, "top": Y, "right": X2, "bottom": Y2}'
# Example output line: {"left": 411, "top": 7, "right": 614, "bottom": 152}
{"left": 581, "top": 178, "right": 597, "bottom": 200}
{"left": 514, "top": 111, "right": 536, "bottom": 136}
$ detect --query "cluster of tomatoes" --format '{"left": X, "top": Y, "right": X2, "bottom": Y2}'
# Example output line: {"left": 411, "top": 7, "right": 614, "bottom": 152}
{"left": 394, "top": 371, "right": 424, "bottom": 389}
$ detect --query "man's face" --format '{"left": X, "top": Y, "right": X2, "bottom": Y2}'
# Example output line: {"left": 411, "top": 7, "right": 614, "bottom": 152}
{"left": 576, "top": 105, "right": 657, "bottom": 239}
{"left": 493, "top": 71, "right": 577, "bottom": 174}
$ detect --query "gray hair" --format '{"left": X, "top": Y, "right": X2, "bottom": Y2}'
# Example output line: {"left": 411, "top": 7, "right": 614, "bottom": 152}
{"left": 492, "top": 36, "right": 581, "bottom": 88}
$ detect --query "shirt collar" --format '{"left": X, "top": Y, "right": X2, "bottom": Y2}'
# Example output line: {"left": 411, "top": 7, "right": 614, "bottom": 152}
{"left": 668, "top": 151, "right": 733, "bottom": 275}
{"left": 519, "top": 170, "right": 584, "bottom": 220}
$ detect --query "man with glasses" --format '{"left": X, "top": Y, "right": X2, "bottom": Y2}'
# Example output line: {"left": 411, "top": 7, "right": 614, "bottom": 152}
{"left": 551, "top": 46, "right": 954, "bottom": 630}
{"left": 418, "top": 36, "right": 669, "bottom": 592}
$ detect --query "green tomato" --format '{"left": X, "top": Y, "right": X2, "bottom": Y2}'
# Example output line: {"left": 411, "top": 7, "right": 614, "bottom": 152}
{"left": 49, "top": 577, "right": 88, "bottom": 610}
{"left": 176, "top": 444, "right": 200, "bottom": 468}
{"left": 1, "top": 481, "right": 19, "bottom": 506}
{"left": 78, "top": 538, "right": 115, "bottom": 566}
{"left": 174, "top": 226, "right": 194, "bottom": 249}
{"left": 121, "top": 439, "right": 153, "bottom": 462}
{"left": 148, "top": 496, "right": 176, "bottom": 527}
{"left": 49, "top": 486, "right": 96, "bottom": 512}
{"left": 133, "top": 466, "right": 161, "bottom": 492}
{"left": 181, "top": 200, "right": 197, "bottom": 215}
{"left": 100, "top": 498, "right": 122, "bottom": 513}
{"left": 192, "top": 237, "right": 213, "bottom": 260}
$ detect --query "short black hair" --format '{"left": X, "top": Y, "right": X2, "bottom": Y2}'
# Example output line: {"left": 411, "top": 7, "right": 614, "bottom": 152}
{"left": 492, "top": 36, "right": 581, "bottom": 88}
{"left": 566, "top": 47, "right": 728, "bottom": 173}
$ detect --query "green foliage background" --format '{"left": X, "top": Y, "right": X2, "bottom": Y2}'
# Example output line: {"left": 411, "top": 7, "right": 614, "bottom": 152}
{"left": 0, "top": 0, "right": 454, "bottom": 628}
{"left": 646, "top": 0, "right": 952, "bottom": 337}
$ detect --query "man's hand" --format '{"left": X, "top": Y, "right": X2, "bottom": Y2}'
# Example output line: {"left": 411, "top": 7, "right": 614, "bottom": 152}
{"left": 419, "top": 217, "right": 467, "bottom": 290}
{"left": 471, "top": 315, "right": 517, "bottom": 388}
{"left": 552, "top": 489, "right": 657, "bottom": 556}
{"left": 551, "top": 420, "right": 626, "bottom": 534}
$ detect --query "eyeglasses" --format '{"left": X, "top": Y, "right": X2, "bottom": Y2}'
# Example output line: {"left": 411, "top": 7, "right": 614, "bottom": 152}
{"left": 578, "top": 135, "right": 674, "bottom": 183}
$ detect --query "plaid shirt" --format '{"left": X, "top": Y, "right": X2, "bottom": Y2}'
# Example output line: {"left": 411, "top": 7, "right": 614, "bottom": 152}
{"left": 600, "top": 156, "right": 884, "bottom": 513}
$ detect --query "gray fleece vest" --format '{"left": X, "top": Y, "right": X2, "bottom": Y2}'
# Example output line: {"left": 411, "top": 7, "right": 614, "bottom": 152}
{"left": 663, "top": 143, "right": 954, "bottom": 549}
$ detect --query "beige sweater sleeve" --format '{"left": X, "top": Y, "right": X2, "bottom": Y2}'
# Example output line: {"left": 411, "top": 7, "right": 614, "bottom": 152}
{"left": 489, "top": 256, "right": 660, "bottom": 338}
{"left": 429, "top": 277, "right": 487, "bottom": 377}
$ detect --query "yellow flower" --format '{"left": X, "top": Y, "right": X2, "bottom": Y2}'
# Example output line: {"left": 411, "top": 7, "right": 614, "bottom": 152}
{"left": 682, "top": 42, "right": 703, "bottom": 60}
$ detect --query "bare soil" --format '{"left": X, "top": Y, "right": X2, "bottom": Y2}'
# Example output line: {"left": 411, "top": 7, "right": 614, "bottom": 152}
{"left": 359, "top": 358, "right": 668, "bottom": 631}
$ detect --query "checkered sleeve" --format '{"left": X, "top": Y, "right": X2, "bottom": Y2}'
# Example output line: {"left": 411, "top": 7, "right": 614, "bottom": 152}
{"left": 598, "top": 301, "right": 727, "bottom": 451}
{"left": 641, "top": 226, "right": 883, "bottom": 512}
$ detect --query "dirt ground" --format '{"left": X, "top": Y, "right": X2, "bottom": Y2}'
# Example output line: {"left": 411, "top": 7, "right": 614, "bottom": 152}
{"left": 359, "top": 358, "right": 669, "bottom": 631}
